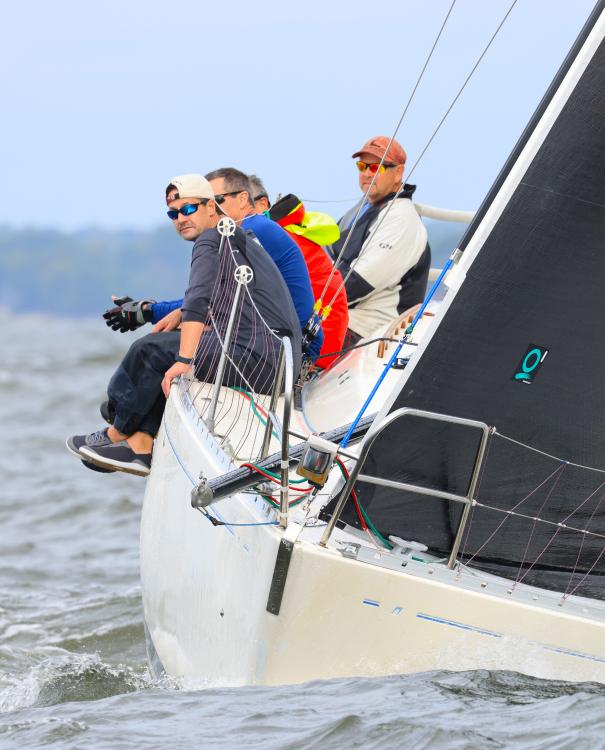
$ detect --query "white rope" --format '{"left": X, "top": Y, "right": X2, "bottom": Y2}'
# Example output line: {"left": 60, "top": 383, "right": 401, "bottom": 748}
{"left": 301, "top": 197, "right": 358, "bottom": 204}
{"left": 415, "top": 203, "right": 475, "bottom": 223}
{"left": 302, "top": 200, "right": 474, "bottom": 221}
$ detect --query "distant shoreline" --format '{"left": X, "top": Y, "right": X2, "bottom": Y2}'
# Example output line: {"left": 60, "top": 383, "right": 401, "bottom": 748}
{"left": 0, "top": 220, "right": 465, "bottom": 316}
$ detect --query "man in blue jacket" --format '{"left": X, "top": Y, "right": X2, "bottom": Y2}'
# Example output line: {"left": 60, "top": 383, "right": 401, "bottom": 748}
{"left": 206, "top": 167, "right": 321, "bottom": 363}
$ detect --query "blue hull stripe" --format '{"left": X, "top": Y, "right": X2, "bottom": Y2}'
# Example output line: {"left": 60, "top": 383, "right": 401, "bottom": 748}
{"left": 417, "top": 613, "right": 605, "bottom": 664}
{"left": 543, "top": 645, "right": 605, "bottom": 664}
{"left": 416, "top": 613, "right": 501, "bottom": 638}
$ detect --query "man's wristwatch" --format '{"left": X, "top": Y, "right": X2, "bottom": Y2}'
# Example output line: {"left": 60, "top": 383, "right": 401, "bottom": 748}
{"left": 176, "top": 355, "right": 193, "bottom": 365}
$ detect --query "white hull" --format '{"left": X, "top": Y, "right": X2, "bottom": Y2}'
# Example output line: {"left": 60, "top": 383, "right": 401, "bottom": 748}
{"left": 140, "top": 374, "right": 605, "bottom": 687}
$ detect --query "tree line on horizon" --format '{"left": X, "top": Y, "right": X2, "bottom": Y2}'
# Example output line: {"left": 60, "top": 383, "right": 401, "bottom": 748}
{"left": 0, "top": 221, "right": 465, "bottom": 317}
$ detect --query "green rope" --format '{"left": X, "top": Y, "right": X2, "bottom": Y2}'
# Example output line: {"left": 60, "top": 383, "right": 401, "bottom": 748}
{"left": 229, "top": 386, "right": 272, "bottom": 430}
{"left": 228, "top": 388, "right": 308, "bottom": 483}
{"left": 334, "top": 460, "right": 392, "bottom": 549}
{"left": 359, "top": 503, "right": 393, "bottom": 549}
{"left": 260, "top": 493, "right": 306, "bottom": 509}
{"left": 248, "top": 462, "right": 308, "bottom": 484}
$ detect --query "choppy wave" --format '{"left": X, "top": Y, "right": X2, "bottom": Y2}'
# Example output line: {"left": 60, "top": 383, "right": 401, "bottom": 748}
{"left": 4, "top": 666, "right": 604, "bottom": 750}
{"left": 0, "top": 653, "right": 150, "bottom": 713}
{"left": 2, "top": 316, "right": 605, "bottom": 749}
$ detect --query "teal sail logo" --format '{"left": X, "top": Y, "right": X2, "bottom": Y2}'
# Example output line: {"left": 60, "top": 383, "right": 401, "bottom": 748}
{"left": 513, "top": 344, "right": 549, "bottom": 384}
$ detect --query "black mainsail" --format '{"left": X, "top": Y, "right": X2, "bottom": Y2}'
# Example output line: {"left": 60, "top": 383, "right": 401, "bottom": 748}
{"left": 342, "top": 2, "right": 605, "bottom": 599}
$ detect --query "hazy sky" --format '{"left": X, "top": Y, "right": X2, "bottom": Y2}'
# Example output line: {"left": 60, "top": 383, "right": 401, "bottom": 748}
{"left": 1, "top": 0, "right": 596, "bottom": 231}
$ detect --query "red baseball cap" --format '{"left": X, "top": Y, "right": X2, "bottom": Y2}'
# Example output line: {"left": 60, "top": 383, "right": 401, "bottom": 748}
{"left": 352, "top": 135, "right": 406, "bottom": 166}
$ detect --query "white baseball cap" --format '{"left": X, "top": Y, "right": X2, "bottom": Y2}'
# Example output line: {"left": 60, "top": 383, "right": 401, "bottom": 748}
{"left": 165, "top": 174, "right": 214, "bottom": 203}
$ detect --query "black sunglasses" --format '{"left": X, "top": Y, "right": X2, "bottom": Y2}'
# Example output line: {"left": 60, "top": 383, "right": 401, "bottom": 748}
{"left": 214, "top": 190, "right": 243, "bottom": 205}
{"left": 166, "top": 200, "right": 208, "bottom": 220}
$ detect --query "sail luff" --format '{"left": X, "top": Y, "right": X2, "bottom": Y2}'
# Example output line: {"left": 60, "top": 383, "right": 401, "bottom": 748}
{"left": 458, "top": 0, "right": 605, "bottom": 255}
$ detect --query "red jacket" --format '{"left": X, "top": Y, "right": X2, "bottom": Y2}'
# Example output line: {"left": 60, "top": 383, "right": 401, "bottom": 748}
{"left": 272, "top": 200, "right": 349, "bottom": 368}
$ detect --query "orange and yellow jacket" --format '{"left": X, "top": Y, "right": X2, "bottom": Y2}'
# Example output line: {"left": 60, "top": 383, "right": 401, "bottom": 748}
{"left": 269, "top": 195, "right": 349, "bottom": 369}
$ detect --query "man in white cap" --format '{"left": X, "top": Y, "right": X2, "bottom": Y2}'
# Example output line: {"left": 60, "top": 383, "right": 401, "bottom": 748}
{"left": 332, "top": 135, "right": 431, "bottom": 346}
{"left": 66, "top": 174, "right": 301, "bottom": 476}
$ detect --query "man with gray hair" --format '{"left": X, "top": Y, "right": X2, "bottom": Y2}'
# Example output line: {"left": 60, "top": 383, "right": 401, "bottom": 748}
{"left": 205, "top": 167, "right": 323, "bottom": 362}
{"left": 248, "top": 174, "right": 270, "bottom": 213}
{"left": 248, "top": 178, "right": 349, "bottom": 369}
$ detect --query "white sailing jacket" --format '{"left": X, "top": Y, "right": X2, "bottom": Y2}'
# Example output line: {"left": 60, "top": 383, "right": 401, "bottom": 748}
{"left": 333, "top": 191, "right": 430, "bottom": 338}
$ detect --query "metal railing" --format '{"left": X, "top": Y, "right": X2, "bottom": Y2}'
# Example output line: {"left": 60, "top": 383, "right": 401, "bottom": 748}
{"left": 188, "top": 335, "right": 295, "bottom": 528}
{"left": 265, "top": 337, "right": 293, "bottom": 528}
{"left": 319, "top": 408, "right": 491, "bottom": 569}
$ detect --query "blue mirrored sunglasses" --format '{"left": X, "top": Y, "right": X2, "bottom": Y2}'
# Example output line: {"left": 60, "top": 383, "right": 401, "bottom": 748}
{"left": 166, "top": 200, "right": 208, "bottom": 220}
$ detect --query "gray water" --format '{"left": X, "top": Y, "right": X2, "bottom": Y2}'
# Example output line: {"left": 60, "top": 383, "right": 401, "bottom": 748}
{"left": 1, "top": 313, "right": 604, "bottom": 750}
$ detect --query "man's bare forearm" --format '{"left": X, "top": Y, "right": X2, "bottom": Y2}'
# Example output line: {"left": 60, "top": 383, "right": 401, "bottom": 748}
{"left": 178, "top": 321, "right": 207, "bottom": 359}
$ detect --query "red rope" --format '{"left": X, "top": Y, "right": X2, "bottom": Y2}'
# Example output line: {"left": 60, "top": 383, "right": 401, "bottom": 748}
{"left": 240, "top": 463, "right": 314, "bottom": 492}
{"left": 335, "top": 457, "right": 367, "bottom": 530}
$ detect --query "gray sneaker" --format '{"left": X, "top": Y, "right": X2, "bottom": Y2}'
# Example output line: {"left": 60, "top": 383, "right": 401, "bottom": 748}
{"left": 79, "top": 441, "right": 152, "bottom": 477}
{"left": 66, "top": 427, "right": 112, "bottom": 453}
{"left": 66, "top": 428, "right": 116, "bottom": 473}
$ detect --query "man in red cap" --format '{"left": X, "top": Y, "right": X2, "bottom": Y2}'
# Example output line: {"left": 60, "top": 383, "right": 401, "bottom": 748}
{"left": 331, "top": 135, "right": 430, "bottom": 345}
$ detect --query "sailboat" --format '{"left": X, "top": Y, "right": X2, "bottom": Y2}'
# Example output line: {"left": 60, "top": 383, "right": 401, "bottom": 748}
{"left": 140, "top": 1, "right": 605, "bottom": 686}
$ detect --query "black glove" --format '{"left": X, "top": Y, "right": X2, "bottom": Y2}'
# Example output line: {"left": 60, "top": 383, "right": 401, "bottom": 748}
{"left": 102, "top": 295, "right": 155, "bottom": 333}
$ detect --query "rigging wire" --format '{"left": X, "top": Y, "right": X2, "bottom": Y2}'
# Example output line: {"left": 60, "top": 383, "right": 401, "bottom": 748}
{"left": 406, "top": 0, "right": 519, "bottom": 187}
{"left": 513, "top": 473, "right": 605, "bottom": 588}
{"left": 240, "top": 463, "right": 315, "bottom": 493}
{"left": 321, "top": 0, "right": 519, "bottom": 316}
{"left": 243, "top": 460, "right": 308, "bottom": 484}
{"left": 513, "top": 462, "right": 568, "bottom": 586}
{"left": 314, "top": 336, "right": 412, "bottom": 364}
{"left": 163, "top": 409, "right": 279, "bottom": 528}
{"left": 472, "top": 500, "right": 605, "bottom": 543}
{"left": 182, "top": 229, "right": 287, "bottom": 460}
{"left": 260, "top": 493, "right": 308, "bottom": 509}
{"left": 452, "top": 428, "right": 605, "bottom": 597}
{"left": 195, "top": 507, "right": 280, "bottom": 527}
{"left": 462, "top": 464, "right": 565, "bottom": 566}
{"left": 563, "top": 486, "right": 605, "bottom": 599}
{"left": 495, "top": 430, "right": 605, "bottom": 475}
{"left": 564, "top": 546, "right": 605, "bottom": 600}
{"left": 332, "top": 0, "right": 520, "bottom": 447}
{"left": 315, "top": 0, "right": 459, "bottom": 311}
